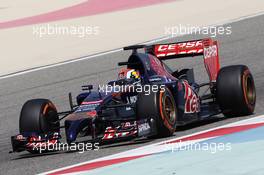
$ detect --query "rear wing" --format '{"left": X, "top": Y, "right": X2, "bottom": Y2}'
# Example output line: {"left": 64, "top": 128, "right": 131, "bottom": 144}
{"left": 148, "top": 38, "right": 220, "bottom": 82}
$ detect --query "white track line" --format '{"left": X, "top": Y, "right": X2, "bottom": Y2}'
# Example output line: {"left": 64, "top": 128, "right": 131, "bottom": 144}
{"left": 1, "top": 11, "right": 264, "bottom": 80}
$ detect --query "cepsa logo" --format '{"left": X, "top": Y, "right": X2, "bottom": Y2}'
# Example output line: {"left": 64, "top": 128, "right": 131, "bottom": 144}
{"left": 155, "top": 41, "right": 203, "bottom": 57}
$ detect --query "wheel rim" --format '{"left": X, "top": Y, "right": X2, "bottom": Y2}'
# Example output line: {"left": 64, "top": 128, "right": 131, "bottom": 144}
{"left": 163, "top": 95, "right": 176, "bottom": 124}
{"left": 244, "top": 75, "right": 256, "bottom": 105}
{"left": 42, "top": 104, "right": 59, "bottom": 132}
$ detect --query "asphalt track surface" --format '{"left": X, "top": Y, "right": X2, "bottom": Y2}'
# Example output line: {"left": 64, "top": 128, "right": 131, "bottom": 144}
{"left": 0, "top": 14, "right": 264, "bottom": 175}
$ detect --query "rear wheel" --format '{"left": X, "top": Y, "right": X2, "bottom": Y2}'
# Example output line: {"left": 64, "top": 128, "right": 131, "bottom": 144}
{"left": 216, "top": 65, "right": 256, "bottom": 116}
{"left": 136, "top": 86, "right": 177, "bottom": 137}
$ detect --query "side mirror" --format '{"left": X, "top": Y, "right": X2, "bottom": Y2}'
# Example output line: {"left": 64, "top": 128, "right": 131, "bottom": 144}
{"left": 82, "top": 85, "right": 93, "bottom": 91}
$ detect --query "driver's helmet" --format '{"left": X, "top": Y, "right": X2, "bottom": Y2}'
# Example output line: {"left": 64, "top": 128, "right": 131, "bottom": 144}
{"left": 118, "top": 68, "right": 140, "bottom": 81}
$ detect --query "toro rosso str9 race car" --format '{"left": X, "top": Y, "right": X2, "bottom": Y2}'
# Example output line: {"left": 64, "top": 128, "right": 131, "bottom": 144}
{"left": 11, "top": 38, "right": 256, "bottom": 153}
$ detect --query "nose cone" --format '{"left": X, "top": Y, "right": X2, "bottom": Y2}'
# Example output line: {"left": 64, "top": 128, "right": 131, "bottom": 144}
{"left": 65, "top": 120, "right": 80, "bottom": 143}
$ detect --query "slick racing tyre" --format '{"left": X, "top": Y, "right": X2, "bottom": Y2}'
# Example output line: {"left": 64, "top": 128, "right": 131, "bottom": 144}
{"left": 216, "top": 65, "right": 256, "bottom": 116}
{"left": 136, "top": 86, "right": 177, "bottom": 137}
{"left": 19, "top": 99, "right": 59, "bottom": 134}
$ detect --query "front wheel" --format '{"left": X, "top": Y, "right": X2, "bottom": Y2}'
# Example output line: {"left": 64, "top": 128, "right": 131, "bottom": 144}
{"left": 136, "top": 86, "right": 177, "bottom": 137}
{"left": 19, "top": 99, "right": 59, "bottom": 134}
{"left": 216, "top": 65, "right": 256, "bottom": 116}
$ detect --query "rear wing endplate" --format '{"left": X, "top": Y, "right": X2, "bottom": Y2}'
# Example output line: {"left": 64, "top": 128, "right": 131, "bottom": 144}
{"left": 148, "top": 38, "right": 220, "bottom": 82}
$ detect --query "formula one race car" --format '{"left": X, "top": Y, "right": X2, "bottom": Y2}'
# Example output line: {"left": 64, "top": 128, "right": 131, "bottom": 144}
{"left": 11, "top": 38, "right": 256, "bottom": 153}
